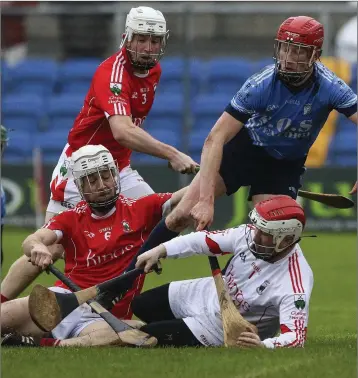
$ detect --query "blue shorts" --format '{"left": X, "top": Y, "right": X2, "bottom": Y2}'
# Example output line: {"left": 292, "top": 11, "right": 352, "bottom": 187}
{"left": 219, "top": 128, "right": 306, "bottom": 200}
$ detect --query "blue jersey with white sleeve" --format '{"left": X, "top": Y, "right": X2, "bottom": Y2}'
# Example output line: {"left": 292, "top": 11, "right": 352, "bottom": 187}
{"left": 226, "top": 63, "right": 357, "bottom": 160}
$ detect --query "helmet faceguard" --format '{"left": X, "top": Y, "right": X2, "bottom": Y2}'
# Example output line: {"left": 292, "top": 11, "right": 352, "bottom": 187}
{"left": 245, "top": 196, "right": 305, "bottom": 261}
{"left": 71, "top": 145, "right": 120, "bottom": 212}
{"left": 274, "top": 16, "right": 324, "bottom": 86}
{"left": 121, "top": 6, "right": 169, "bottom": 70}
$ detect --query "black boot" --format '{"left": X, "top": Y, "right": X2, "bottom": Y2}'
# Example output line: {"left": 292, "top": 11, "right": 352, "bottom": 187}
{"left": 1, "top": 333, "right": 40, "bottom": 347}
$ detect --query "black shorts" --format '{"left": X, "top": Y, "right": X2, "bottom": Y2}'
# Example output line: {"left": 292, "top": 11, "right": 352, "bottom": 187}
{"left": 219, "top": 128, "right": 306, "bottom": 200}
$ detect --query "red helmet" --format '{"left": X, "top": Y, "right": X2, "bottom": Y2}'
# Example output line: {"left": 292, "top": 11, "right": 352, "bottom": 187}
{"left": 245, "top": 196, "right": 305, "bottom": 260}
{"left": 274, "top": 16, "right": 324, "bottom": 85}
{"left": 276, "top": 16, "right": 324, "bottom": 49}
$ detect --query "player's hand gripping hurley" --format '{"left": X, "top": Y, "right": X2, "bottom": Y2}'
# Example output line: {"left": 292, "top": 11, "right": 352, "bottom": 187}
{"left": 28, "top": 265, "right": 157, "bottom": 347}
{"left": 206, "top": 241, "right": 258, "bottom": 347}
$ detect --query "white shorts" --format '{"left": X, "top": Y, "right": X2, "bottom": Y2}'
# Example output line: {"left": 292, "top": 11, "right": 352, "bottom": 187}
{"left": 50, "top": 287, "right": 104, "bottom": 339}
{"left": 168, "top": 277, "right": 224, "bottom": 346}
{"left": 47, "top": 144, "right": 154, "bottom": 214}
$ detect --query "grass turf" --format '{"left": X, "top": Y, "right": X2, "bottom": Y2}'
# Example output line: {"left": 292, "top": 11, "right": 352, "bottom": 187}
{"left": 1, "top": 228, "right": 356, "bottom": 378}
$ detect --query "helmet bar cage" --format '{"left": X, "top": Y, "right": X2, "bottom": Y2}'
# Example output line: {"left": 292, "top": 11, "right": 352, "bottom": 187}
{"left": 274, "top": 39, "right": 319, "bottom": 85}
{"left": 245, "top": 208, "right": 303, "bottom": 261}
{"left": 73, "top": 164, "right": 120, "bottom": 209}
{"left": 122, "top": 30, "right": 169, "bottom": 70}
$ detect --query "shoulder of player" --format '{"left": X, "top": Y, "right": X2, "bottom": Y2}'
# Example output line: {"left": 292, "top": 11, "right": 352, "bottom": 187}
{"left": 95, "top": 51, "right": 130, "bottom": 82}
{"left": 314, "top": 62, "right": 344, "bottom": 87}
{"left": 279, "top": 248, "right": 314, "bottom": 295}
{"left": 150, "top": 62, "right": 162, "bottom": 78}
{"left": 246, "top": 64, "right": 276, "bottom": 88}
{"left": 69, "top": 201, "right": 90, "bottom": 216}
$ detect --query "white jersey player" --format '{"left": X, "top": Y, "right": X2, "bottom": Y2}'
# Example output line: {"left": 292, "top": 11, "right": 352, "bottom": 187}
{"left": 134, "top": 196, "right": 313, "bottom": 348}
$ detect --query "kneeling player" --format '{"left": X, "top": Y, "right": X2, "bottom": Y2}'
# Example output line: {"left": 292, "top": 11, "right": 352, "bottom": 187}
{"left": 1, "top": 145, "right": 185, "bottom": 347}
{"left": 134, "top": 196, "right": 313, "bottom": 348}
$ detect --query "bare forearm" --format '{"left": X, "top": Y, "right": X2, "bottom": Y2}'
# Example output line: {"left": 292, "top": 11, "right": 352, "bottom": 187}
{"left": 199, "top": 136, "right": 225, "bottom": 204}
{"left": 22, "top": 235, "right": 44, "bottom": 257}
{"left": 22, "top": 230, "right": 57, "bottom": 257}
{"left": 117, "top": 126, "right": 178, "bottom": 160}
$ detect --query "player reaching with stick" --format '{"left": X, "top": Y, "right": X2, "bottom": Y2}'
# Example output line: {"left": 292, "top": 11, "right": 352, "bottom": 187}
{"left": 1, "top": 145, "right": 185, "bottom": 347}
{"left": 0, "top": 5, "right": 197, "bottom": 304}
{"left": 125, "top": 15, "right": 357, "bottom": 258}
{"left": 133, "top": 196, "right": 313, "bottom": 348}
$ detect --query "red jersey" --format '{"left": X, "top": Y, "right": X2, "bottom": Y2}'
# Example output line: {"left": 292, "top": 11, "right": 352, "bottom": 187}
{"left": 67, "top": 47, "right": 161, "bottom": 171}
{"left": 44, "top": 192, "right": 171, "bottom": 319}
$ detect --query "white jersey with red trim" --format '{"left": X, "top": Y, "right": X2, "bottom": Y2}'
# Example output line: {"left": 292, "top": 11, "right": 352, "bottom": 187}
{"left": 164, "top": 225, "right": 313, "bottom": 348}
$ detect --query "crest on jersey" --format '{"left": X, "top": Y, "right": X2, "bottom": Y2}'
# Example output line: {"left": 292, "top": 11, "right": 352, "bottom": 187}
{"left": 303, "top": 104, "right": 312, "bottom": 115}
{"left": 122, "top": 220, "right": 131, "bottom": 232}
{"left": 60, "top": 160, "right": 70, "bottom": 177}
{"left": 256, "top": 280, "right": 270, "bottom": 295}
{"left": 294, "top": 294, "right": 306, "bottom": 310}
{"left": 110, "top": 82, "right": 122, "bottom": 96}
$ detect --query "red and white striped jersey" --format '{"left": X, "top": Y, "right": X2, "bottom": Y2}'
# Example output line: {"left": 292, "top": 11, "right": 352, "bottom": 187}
{"left": 163, "top": 225, "right": 314, "bottom": 348}
{"left": 67, "top": 47, "right": 161, "bottom": 171}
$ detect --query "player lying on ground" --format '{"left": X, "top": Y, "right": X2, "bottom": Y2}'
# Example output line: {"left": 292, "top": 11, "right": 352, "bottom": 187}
{"left": 1, "top": 145, "right": 185, "bottom": 347}
{"left": 0, "top": 5, "right": 197, "bottom": 305}
{"left": 127, "top": 15, "right": 357, "bottom": 263}
{"left": 133, "top": 196, "right": 313, "bottom": 348}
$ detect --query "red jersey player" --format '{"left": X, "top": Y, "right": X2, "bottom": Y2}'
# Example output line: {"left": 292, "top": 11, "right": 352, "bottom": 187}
{"left": 0, "top": 5, "right": 196, "bottom": 305}
{"left": 1, "top": 144, "right": 186, "bottom": 348}
{"left": 47, "top": 5, "right": 197, "bottom": 218}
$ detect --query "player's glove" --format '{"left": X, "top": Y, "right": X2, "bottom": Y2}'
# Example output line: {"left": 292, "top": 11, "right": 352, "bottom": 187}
{"left": 94, "top": 290, "right": 126, "bottom": 311}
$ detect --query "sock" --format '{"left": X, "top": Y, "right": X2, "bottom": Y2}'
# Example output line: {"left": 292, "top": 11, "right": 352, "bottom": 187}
{"left": 126, "top": 218, "right": 179, "bottom": 273}
{"left": 1, "top": 294, "right": 9, "bottom": 303}
{"left": 40, "top": 338, "right": 61, "bottom": 347}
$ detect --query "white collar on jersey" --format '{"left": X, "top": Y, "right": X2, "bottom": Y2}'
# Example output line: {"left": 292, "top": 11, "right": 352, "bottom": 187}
{"left": 91, "top": 206, "right": 116, "bottom": 220}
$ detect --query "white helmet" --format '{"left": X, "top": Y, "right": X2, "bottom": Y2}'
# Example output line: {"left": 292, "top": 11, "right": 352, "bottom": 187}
{"left": 121, "top": 6, "right": 169, "bottom": 69}
{"left": 71, "top": 145, "right": 120, "bottom": 210}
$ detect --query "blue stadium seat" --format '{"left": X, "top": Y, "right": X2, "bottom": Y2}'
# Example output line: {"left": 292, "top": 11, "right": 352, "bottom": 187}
{"left": 2, "top": 94, "right": 45, "bottom": 132}
{"left": 47, "top": 94, "right": 84, "bottom": 130}
{"left": 255, "top": 57, "right": 275, "bottom": 71}
{"left": 205, "top": 58, "right": 255, "bottom": 94}
{"left": 335, "top": 114, "right": 354, "bottom": 134}
{"left": 1, "top": 61, "right": 12, "bottom": 94}
{"left": 189, "top": 129, "right": 208, "bottom": 156}
{"left": 157, "top": 57, "right": 203, "bottom": 95}
{"left": 4, "top": 130, "right": 34, "bottom": 163}
{"left": 330, "top": 130, "right": 357, "bottom": 154}
{"left": 10, "top": 58, "right": 58, "bottom": 96}
{"left": 34, "top": 130, "right": 69, "bottom": 164}
{"left": 192, "top": 94, "right": 230, "bottom": 132}
{"left": 59, "top": 58, "right": 101, "bottom": 95}
{"left": 327, "top": 123, "right": 356, "bottom": 166}
{"left": 331, "top": 155, "right": 356, "bottom": 167}
{"left": 145, "top": 94, "right": 183, "bottom": 133}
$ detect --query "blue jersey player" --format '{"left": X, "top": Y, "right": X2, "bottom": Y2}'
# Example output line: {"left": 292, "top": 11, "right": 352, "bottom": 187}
{"left": 1, "top": 125, "right": 9, "bottom": 264}
{"left": 118, "top": 16, "right": 357, "bottom": 268}
{"left": 184, "top": 15, "right": 357, "bottom": 232}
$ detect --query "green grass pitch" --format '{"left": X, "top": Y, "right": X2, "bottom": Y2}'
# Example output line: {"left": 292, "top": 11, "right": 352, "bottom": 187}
{"left": 1, "top": 227, "right": 356, "bottom": 378}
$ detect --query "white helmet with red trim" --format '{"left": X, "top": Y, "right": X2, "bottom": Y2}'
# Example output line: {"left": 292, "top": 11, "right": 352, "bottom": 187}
{"left": 245, "top": 195, "right": 305, "bottom": 260}
{"left": 121, "top": 6, "right": 169, "bottom": 70}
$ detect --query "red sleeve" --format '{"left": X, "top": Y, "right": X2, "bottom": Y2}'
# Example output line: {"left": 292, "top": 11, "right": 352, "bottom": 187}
{"left": 136, "top": 193, "right": 172, "bottom": 230}
{"left": 93, "top": 62, "right": 132, "bottom": 117}
{"left": 42, "top": 210, "right": 73, "bottom": 240}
